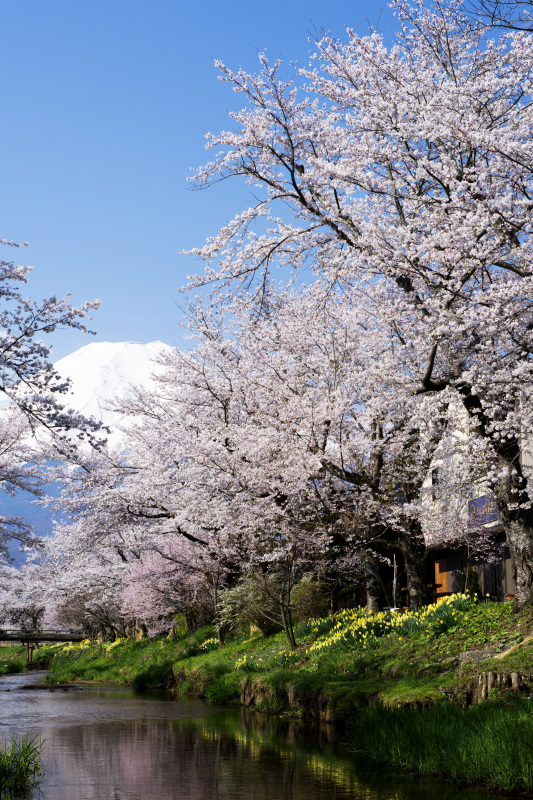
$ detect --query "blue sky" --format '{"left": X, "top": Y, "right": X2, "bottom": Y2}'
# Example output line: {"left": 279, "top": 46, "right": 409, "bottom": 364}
{"left": 0, "top": 0, "right": 397, "bottom": 359}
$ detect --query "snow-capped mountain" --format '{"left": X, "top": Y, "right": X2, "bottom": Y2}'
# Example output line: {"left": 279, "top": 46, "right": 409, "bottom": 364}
{"left": 52, "top": 340, "right": 172, "bottom": 442}
{"left": 1, "top": 341, "right": 174, "bottom": 559}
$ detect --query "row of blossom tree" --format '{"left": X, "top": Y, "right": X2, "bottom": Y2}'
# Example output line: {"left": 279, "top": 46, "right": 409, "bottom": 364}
{"left": 1, "top": 0, "right": 533, "bottom": 642}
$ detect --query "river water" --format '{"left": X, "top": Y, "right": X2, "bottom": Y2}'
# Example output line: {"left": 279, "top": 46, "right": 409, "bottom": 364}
{"left": 0, "top": 670, "right": 506, "bottom": 800}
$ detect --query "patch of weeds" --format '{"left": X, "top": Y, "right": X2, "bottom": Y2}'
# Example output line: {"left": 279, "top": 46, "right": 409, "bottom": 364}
{"left": 265, "top": 669, "right": 294, "bottom": 691}
{"left": 0, "top": 646, "right": 27, "bottom": 675}
{"left": 176, "top": 644, "right": 201, "bottom": 659}
{"left": 352, "top": 698, "right": 533, "bottom": 793}
{"left": 177, "top": 677, "right": 193, "bottom": 694}
{"left": 208, "top": 661, "right": 231, "bottom": 679}
{"left": 204, "top": 675, "right": 240, "bottom": 705}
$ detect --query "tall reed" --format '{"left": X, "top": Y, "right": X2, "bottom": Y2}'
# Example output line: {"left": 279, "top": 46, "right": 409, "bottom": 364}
{"left": 352, "top": 699, "right": 533, "bottom": 793}
{"left": 0, "top": 735, "right": 44, "bottom": 794}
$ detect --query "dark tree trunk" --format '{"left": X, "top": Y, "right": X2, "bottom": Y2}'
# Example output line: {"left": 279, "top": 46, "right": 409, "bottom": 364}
{"left": 364, "top": 558, "right": 383, "bottom": 612}
{"left": 400, "top": 526, "right": 428, "bottom": 610}
{"left": 217, "top": 622, "right": 230, "bottom": 648}
{"left": 458, "top": 387, "right": 533, "bottom": 610}
{"left": 492, "top": 444, "right": 533, "bottom": 610}
{"left": 503, "top": 519, "right": 533, "bottom": 610}
{"left": 280, "top": 603, "right": 297, "bottom": 649}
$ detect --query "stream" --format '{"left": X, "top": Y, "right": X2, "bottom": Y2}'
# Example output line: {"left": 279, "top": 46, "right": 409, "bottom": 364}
{"left": 0, "top": 670, "right": 507, "bottom": 799}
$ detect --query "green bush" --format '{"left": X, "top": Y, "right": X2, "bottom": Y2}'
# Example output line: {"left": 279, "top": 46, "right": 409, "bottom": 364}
{"left": 291, "top": 574, "right": 329, "bottom": 621}
{"left": 217, "top": 575, "right": 283, "bottom": 636}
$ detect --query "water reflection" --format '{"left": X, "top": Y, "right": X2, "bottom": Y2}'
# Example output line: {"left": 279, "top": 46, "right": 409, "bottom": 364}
{"left": 0, "top": 672, "right": 508, "bottom": 800}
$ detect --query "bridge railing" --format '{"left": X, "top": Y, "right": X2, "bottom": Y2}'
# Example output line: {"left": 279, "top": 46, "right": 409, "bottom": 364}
{"left": 0, "top": 629, "right": 86, "bottom": 640}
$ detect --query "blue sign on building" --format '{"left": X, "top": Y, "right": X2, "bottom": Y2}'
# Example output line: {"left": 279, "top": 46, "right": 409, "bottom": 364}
{"left": 468, "top": 494, "right": 502, "bottom": 527}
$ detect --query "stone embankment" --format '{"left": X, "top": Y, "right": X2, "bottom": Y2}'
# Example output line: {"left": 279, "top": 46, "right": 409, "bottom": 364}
{"left": 168, "top": 665, "right": 533, "bottom": 725}
{"left": 239, "top": 667, "right": 533, "bottom": 720}
{"left": 466, "top": 670, "right": 533, "bottom": 704}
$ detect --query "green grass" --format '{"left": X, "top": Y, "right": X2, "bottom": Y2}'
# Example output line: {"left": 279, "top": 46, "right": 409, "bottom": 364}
{"left": 34, "top": 627, "right": 213, "bottom": 686}
{"left": 0, "top": 735, "right": 43, "bottom": 795}
{"left": 352, "top": 697, "right": 533, "bottom": 793}
{"left": 0, "top": 646, "right": 26, "bottom": 676}
{"left": 34, "top": 595, "right": 533, "bottom": 719}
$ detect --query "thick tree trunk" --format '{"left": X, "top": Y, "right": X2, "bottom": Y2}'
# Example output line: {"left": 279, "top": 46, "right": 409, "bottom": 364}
{"left": 400, "top": 546, "right": 426, "bottom": 609}
{"left": 217, "top": 622, "right": 230, "bottom": 648}
{"left": 501, "top": 519, "right": 533, "bottom": 609}
{"left": 363, "top": 558, "right": 383, "bottom": 612}
{"left": 400, "top": 528, "right": 428, "bottom": 610}
{"left": 494, "top": 492, "right": 533, "bottom": 609}
{"left": 490, "top": 442, "right": 533, "bottom": 610}
{"left": 135, "top": 620, "right": 148, "bottom": 641}
{"left": 458, "top": 388, "right": 533, "bottom": 610}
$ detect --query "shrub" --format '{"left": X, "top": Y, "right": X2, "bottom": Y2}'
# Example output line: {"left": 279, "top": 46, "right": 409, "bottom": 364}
{"left": 291, "top": 574, "right": 329, "bottom": 621}
{"left": 217, "top": 575, "right": 283, "bottom": 636}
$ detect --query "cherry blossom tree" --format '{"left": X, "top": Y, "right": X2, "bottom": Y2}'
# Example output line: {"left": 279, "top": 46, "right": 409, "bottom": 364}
{"left": 120, "top": 536, "right": 226, "bottom": 634}
{"left": 0, "top": 242, "right": 99, "bottom": 431}
{"left": 36, "top": 519, "right": 134, "bottom": 639}
{"left": 0, "top": 409, "right": 45, "bottom": 560}
{"left": 46, "top": 283, "right": 460, "bottom": 621}
{"left": 0, "top": 563, "right": 47, "bottom": 629}
{"left": 465, "top": 0, "right": 533, "bottom": 30}
{"left": 39, "top": 283, "right": 509, "bottom": 627}
{"left": 0, "top": 238, "right": 101, "bottom": 559}
{"left": 187, "top": 0, "right": 533, "bottom": 608}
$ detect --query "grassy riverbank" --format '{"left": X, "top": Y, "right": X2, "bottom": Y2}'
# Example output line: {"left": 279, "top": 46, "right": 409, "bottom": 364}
{"left": 16, "top": 594, "right": 533, "bottom": 793}
{"left": 32, "top": 594, "right": 533, "bottom": 708}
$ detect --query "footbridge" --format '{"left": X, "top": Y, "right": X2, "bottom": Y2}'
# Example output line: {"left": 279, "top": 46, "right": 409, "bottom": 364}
{"left": 0, "top": 629, "right": 85, "bottom": 643}
{"left": 0, "top": 629, "right": 86, "bottom": 664}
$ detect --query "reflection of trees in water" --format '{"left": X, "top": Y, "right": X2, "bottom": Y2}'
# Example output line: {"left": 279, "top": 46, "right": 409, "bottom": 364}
{"left": 44, "top": 712, "right": 500, "bottom": 800}
{"left": 45, "top": 715, "right": 356, "bottom": 800}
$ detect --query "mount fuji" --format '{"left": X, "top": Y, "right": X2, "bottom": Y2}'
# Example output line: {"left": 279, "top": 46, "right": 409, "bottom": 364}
{"left": 2, "top": 340, "right": 173, "bottom": 557}
{"left": 52, "top": 340, "right": 173, "bottom": 445}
